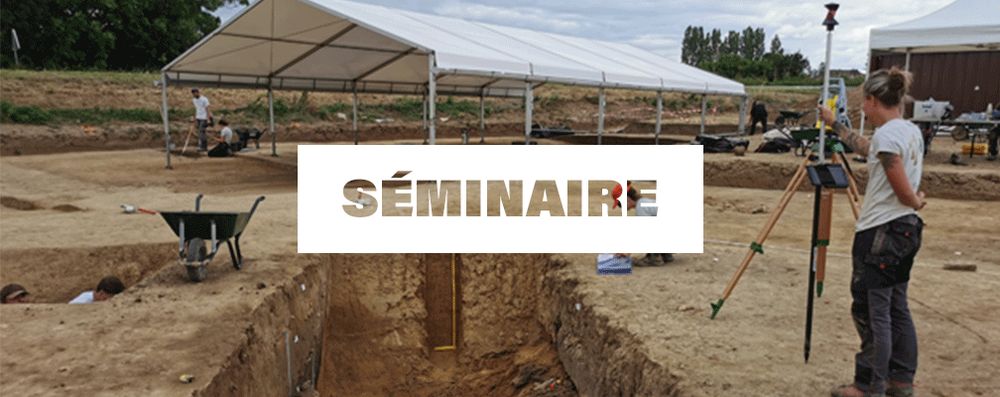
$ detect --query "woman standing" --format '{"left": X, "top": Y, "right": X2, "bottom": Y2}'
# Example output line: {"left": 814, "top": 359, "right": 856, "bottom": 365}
{"left": 826, "top": 67, "right": 926, "bottom": 397}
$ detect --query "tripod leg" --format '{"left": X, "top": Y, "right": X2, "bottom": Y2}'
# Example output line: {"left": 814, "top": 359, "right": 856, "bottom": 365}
{"left": 711, "top": 154, "right": 811, "bottom": 319}
{"left": 805, "top": 184, "right": 822, "bottom": 363}
{"left": 836, "top": 153, "right": 862, "bottom": 219}
{"left": 816, "top": 189, "right": 833, "bottom": 297}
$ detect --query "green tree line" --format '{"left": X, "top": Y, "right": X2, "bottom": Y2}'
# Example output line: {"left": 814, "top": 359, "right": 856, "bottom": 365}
{"left": 681, "top": 25, "right": 810, "bottom": 82}
{"left": 0, "top": 0, "right": 246, "bottom": 70}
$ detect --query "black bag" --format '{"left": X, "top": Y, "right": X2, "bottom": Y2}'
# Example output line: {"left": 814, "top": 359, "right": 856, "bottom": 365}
{"left": 692, "top": 135, "right": 749, "bottom": 153}
{"left": 755, "top": 137, "right": 795, "bottom": 153}
{"left": 236, "top": 127, "right": 264, "bottom": 149}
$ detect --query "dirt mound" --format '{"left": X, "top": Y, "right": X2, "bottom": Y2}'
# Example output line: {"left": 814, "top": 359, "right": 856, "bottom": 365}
{"left": 51, "top": 204, "right": 86, "bottom": 212}
{"left": 705, "top": 156, "right": 1000, "bottom": 201}
{"left": 0, "top": 195, "right": 40, "bottom": 210}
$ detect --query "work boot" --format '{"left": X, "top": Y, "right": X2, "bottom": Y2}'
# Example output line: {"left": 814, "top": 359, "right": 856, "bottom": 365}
{"left": 831, "top": 384, "right": 885, "bottom": 397}
{"left": 662, "top": 253, "right": 675, "bottom": 263}
{"left": 988, "top": 154, "right": 997, "bottom": 161}
{"left": 636, "top": 254, "right": 664, "bottom": 267}
{"left": 886, "top": 382, "right": 914, "bottom": 397}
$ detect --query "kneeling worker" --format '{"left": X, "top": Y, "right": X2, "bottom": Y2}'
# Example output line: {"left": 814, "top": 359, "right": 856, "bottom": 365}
{"left": 208, "top": 119, "right": 235, "bottom": 157}
{"left": 615, "top": 183, "right": 674, "bottom": 266}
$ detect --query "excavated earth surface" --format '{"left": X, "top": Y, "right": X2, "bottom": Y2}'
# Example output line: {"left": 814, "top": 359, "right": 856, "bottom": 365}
{"left": 1, "top": 131, "right": 997, "bottom": 396}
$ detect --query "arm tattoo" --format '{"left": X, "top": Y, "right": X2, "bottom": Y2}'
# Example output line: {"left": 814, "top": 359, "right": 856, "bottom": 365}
{"left": 834, "top": 121, "right": 868, "bottom": 156}
{"left": 877, "top": 152, "right": 898, "bottom": 173}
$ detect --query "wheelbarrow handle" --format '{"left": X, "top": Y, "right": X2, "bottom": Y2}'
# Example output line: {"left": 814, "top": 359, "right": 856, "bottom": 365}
{"left": 195, "top": 193, "right": 204, "bottom": 212}
{"left": 248, "top": 196, "right": 266, "bottom": 219}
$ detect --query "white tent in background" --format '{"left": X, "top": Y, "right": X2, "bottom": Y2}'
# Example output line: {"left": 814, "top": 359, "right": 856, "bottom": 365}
{"left": 869, "top": 0, "right": 1000, "bottom": 55}
{"left": 159, "top": 0, "right": 746, "bottom": 167}
{"left": 861, "top": 0, "right": 1000, "bottom": 134}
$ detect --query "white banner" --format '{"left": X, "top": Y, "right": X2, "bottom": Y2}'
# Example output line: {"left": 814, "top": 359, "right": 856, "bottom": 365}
{"left": 298, "top": 145, "right": 703, "bottom": 253}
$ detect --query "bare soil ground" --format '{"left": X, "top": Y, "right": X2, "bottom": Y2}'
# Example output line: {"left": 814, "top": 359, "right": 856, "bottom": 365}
{"left": 1, "top": 122, "right": 997, "bottom": 395}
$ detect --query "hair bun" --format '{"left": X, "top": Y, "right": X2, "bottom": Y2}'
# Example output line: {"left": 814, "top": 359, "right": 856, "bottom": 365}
{"left": 888, "top": 67, "right": 912, "bottom": 91}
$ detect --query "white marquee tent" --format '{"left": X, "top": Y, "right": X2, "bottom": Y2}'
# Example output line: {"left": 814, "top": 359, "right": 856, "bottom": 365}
{"left": 159, "top": 0, "right": 746, "bottom": 167}
{"left": 869, "top": 0, "right": 1000, "bottom": 55}
{"left": 860, "top": 0, "right": 999, "bottom": 134}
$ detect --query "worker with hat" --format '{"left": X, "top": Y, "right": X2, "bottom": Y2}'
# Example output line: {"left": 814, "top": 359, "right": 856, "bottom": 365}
{"left": 1, "top": 283, "right": 30, "bottom": 304}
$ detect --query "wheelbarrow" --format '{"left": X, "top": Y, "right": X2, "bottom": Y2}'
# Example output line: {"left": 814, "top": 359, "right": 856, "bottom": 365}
{"left": 159, "top": 194, "right": 265, "bottom": 282}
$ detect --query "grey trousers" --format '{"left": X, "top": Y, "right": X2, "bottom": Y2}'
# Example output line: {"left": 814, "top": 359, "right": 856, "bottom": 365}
{"left": 196, "top": 119, "right": 209, "bottom": 151}
{"left": 850, "top": 215, "right": 922, "bottom": 393}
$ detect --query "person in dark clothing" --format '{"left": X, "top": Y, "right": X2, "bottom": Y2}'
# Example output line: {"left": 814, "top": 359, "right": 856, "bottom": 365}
{"left": 208, "top": 119, "right": 235, "bottom": 158}
{"left": 750, "top": 100, "right": 768, "bottom": 135}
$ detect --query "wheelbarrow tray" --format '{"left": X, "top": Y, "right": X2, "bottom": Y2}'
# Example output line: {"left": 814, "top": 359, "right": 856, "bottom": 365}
{"left": 159, "top": 211, "right": 252, "bottom": 240}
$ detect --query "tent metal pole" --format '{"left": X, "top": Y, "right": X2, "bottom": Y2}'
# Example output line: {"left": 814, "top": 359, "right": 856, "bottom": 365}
{"left": 902, "top": 48, "right": 912, "bottom": 116}
{"left": 422, "top": 93, "right": 428, "bottom": 144}
{"left": 352, "top": 87, "right": 359, "bottom": 145}
{"left": 654, "top": 91, "right": 663, "bottom": 145}
{"left": 524, "top": 81, "right": 533, "bottom": 144}
{"left": 699, "top": 94, "right": 707, "bottom": 135}
{"left": 738, "top": 95, "right": 747, "bottom": 135}
{"left": 428, "top": 54, "right": 437, "bottom": 145}
{"left": 860, "top": 49, "right": 871, "bottom": 136}
{"left": 161, "top": 73, "right": 171, "bottom": 169}
{"left": 268, "top": 85, "right": 277, "bottom": 157}
{"left": 479, "top": 92, "right": 485, "bottom": 143}
{"left": 597, "top": 88, "right": 605, "bottom": 145}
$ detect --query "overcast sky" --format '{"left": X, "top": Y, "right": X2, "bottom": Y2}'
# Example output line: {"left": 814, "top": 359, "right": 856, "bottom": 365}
{"left": 213, "top": 0, "right": 954, "bottom": 71}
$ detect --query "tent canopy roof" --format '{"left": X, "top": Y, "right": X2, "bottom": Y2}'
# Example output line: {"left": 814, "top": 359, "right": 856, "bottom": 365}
{"left": 869, "top": 0, "right": 1000, "bottom": 53}
{"left": 164, "top": 0, "right": 745, "bottom": 97}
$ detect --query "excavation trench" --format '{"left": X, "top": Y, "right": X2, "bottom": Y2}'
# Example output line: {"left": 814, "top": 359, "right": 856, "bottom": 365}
{"left": 0, "top": 243, "right": 176, "bottom": 303}
{"left": 200, "top": 254, "right": 682, "bottom": 397}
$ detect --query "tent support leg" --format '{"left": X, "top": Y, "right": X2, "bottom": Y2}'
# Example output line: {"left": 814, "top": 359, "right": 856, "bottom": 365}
{"left": 268, "top": 86, "right": 276, "bottom": 157}
{"left": 428, "top": 55, "right": 437, "bottom": 145}
{"left": 655, "top": 91, "right": 663, "bottom": 145}
{"left": 161, "top": 73, "right": 171, "bottom": 169}
{"left": 597, "top": 88, "right": 605, "bottom": 145}
{"left": 479, "top": 93, "right": 485, "bottom": 143}
{"left": 422, "top": 93, "right": 428, "bottom": 144}
{"left": 352, "top": 88, "right": 359, "bottom": 145}
{"left": 738, "top": 95, "right": 747, "bottom": 135}
{"left": 860, "top": 49, "right": 872, "bottom": 136}
{"left": 524, "top": 81, "right": 533, "bottom": 144}
{"left": 699, "top": 94, "right": 707, "bottom": 135}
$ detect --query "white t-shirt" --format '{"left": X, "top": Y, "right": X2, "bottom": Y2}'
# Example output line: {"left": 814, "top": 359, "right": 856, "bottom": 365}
{"left": 193, "top": 96, "right": 210, "bottom": 120}
{"left": 69, "top": 291, "right": 94, "bottom": 304}
{"left": 220, "top": 126, "right": 233, "bottom": 144}
{"left": 634, "top": 197, "right": 657, "bottom": 217}
{"left": 855, "top": 118, "right": 923, "bottom": 232}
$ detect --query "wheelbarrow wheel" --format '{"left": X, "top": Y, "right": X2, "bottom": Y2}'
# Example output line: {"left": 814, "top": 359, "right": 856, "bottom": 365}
{"left": 185, "top": 238, "right": 208, "bottom": 282}
{"left": 186, "top": 265, "right": 207, "bottom": 283}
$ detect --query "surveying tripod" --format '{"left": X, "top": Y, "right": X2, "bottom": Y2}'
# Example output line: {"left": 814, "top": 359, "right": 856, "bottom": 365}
{"left": 710, "top": 3, "right": 861, "bottom": 364}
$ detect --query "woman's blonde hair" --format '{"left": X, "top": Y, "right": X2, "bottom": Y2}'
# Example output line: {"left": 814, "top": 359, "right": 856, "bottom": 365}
{"left": 863, "top": 66, "right": 913, "bottom": 107}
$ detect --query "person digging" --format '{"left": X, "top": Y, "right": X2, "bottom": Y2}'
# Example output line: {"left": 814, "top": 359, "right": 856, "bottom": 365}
{"left": 614, "top": 182, "right": 674, "bottom": 266}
